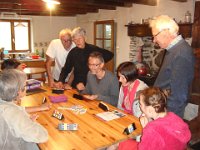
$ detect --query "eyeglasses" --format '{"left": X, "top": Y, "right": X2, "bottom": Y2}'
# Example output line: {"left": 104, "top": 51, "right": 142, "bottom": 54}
{"left": 64, "top": 39, "right": 72, "bottom": 43}
{"left": 152, "top": 28, "right": 169, "bottom": 39}
{"left": 88, "top": 63, "right": 101, "bottom": 67}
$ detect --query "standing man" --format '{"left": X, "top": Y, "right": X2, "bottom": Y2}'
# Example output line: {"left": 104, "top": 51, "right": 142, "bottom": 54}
{"left": 57, "top": 27, "right": 113, "bottom": 91}
{"left": 46, "top": 28, "right": 75, "bottom": 87}
{"left": 81, "top": 51, "right": 119, "bottom": 107}
{"left": 150, "top": 15, "right": 195, "bottom": 118}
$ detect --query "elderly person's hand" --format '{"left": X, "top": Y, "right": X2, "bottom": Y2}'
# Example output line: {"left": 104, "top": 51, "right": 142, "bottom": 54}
{"left": 39, "top": 103, "right": 52, "bottom": 111}
{"left": 30, "top": 113, "right": 39, "bottom": 122}
{"left": 54, "top": 82, "right": 64, "bottom": 89}
{"left": 64, "top": 83, "right": 72, "bottom": 90}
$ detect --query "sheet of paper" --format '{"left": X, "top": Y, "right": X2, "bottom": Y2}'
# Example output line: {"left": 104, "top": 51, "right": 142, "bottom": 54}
{"left": 96, "top": 110, "right": 126, "bottom": 121}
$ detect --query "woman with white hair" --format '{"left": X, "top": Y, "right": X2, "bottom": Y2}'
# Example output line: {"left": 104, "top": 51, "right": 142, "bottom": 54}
{"left": 0, "top": 69, "right": 48, "bottom": 150}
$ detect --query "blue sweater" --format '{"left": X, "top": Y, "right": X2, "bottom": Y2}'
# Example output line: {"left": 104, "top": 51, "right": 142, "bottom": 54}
{"left": 154, "top": 38, "right": 195, "bottom": 117}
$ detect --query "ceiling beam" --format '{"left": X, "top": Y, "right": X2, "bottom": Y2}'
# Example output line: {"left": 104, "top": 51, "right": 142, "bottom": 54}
{"left": 133, "top": 0, "right": 157, "bottom": 6}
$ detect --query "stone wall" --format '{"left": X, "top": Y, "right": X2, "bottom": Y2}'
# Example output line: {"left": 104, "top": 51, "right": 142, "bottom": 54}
{"left": 129, "top": 36, "right": 164, "bottom": 72}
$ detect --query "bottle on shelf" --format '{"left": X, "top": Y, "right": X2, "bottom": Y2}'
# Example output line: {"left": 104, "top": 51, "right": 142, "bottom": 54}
{"left": 185, "top": 11, "right": 191, "bottom": 23}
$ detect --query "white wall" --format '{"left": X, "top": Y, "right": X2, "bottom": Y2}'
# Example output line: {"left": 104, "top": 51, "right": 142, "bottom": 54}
{"left": 30, "top": 16, "right": 77, "bottom": 43}
{"left": 76, "top": 0, "right": 194, "bottom": 67}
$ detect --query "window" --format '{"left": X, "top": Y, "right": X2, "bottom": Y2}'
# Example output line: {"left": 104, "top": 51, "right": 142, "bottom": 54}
{"left": 94, "top": 20, "right": 115, "bottom": 72}
{"left": 0, "top": 19, "right": 31, "bottom": 53}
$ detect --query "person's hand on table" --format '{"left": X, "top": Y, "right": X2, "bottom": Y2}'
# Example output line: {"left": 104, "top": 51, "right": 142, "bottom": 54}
{"left": 30, "top": 113, "right": 39, "bottom": 122}
{"left": 83, "top": 94, "right": 98, "bottom": 100}
{"left": 64, "top": 83, "right": 72, "bottom": 90}
{"left": 39, "top": 103, "right": 52, "bottom": 111}
{"left": 76, "top": 82, "right": 85, "bottom": 91}
{"left": 54, "top": 82, "right": 64, "bottom": 89}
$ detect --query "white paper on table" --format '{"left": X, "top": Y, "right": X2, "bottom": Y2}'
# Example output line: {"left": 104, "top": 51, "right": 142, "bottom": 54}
{"left": 96, "top": 110, "right": 126, "bottom": 121}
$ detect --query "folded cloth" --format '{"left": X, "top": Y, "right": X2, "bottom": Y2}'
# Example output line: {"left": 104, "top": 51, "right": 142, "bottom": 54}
{"left": 49, "top": 95, "right": 67, "bottom": 103}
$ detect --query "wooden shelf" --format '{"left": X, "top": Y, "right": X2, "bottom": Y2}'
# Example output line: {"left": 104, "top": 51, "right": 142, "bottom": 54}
{"left": 125, "top": 23, "right": 193, "bottom": 38}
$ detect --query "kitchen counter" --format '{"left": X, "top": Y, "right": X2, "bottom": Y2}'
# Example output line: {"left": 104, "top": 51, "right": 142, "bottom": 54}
{"left": 0, "top": 58, "right": 46, "bottom": 68}
{"left": 0, "top": 58, "right": 45, "bottom": 63}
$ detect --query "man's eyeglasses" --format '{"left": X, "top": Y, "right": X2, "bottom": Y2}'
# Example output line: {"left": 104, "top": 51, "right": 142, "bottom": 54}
{"left": 152, "top": 28, "right": 169, "bottom": 39}
{"left": 88, "top": 63, "right": 101, "bottom": 67}
{"left": 63, "top": 39, "right": 72, "bottom": 43}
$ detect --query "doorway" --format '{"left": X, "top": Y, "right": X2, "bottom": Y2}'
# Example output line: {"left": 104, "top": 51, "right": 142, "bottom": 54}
{"left": 94, "top": 20, "right": 115, "bottom": 72}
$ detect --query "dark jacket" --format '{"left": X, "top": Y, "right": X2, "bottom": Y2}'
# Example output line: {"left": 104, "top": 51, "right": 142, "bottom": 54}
{"left": 59, "top": 43, "right": 113, "bottom": 88}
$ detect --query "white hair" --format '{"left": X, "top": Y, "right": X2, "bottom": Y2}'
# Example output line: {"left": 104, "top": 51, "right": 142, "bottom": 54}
{"left": 59, "top": 28, "right": 72, "bottom": 39}
{"left": 149, "top": 15, "right": 179, "bottom": 36}
{"left": 0, "top": 69, "right": 27, "bottom": 101}
{"left": 72, "top": 27, "right": 86, "bottom": 38}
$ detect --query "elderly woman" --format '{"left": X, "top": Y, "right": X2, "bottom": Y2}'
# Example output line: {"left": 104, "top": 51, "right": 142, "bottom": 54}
{"left": 1, "top": 59, "right": 51, "bottom": 113}
{"left": 0, "top": 69, "right": 48, "bottom": 150}
{"left": 108, "top": 87, "right": 191, "bottom": 150}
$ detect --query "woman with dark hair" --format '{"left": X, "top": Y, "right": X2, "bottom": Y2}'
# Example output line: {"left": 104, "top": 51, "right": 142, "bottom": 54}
{"left": 0, "top": 69, "right": 48, "bottom": 150}
{"left": 117, "top": 61, "right": 148, "bottom": 117}
{"left": 108, "top": 87, "right": 191, "bottom": 150}
{"left": 1, "top": 58, "right": 26, "bottom": 71}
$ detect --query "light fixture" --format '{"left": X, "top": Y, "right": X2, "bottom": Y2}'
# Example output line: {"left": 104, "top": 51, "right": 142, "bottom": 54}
{"left": 15, "top": 3, "right": 26, "bottom": 27}
{"left": 42, "top": 0, "right": 60, "bottom": 10}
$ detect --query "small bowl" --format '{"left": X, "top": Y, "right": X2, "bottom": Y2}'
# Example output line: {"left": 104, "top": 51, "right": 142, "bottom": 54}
{"left": 31, "top": 55, "right": 39, "bottom": 59}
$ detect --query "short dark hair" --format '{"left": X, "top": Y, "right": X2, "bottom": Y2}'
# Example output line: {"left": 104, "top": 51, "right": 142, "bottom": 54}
{"left": 117, "top": 61, "right": 138, "bottom": 82}
{"left": 140, "top": 87, "right": 169, "bottom": 113}
{"left": 1, "top": 59, "right": 21, "bottom": 70}
{"left": 89, "top": 51, "right": 104, "bottom": 63}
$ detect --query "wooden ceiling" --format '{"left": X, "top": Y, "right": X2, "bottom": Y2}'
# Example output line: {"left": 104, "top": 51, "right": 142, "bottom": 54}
{"left": 0, "top": 0, "right": 188, "bottom": 17}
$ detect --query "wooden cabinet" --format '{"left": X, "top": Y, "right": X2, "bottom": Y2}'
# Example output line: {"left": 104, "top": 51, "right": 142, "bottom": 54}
{"left": 125, "top": 23, "right": 193, "bottom": 38}
{"left": 21, "top": 60, "right": 46, "bottom": 68}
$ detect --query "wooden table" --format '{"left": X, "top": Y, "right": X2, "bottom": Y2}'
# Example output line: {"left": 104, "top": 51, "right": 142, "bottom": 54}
{"left": 23, "top": 67, "right": 46, "bottom": 82}
{"left": 21, "top": 86, "right": 142, "bottom": 150}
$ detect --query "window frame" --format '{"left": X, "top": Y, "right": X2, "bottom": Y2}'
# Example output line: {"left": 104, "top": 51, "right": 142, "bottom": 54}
{"left": 0, "top": 19, "right": 31, "bottom": 53}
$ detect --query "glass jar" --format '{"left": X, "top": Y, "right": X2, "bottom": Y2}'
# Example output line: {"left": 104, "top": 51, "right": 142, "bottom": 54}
{"left": 185, "top": 11, "right": 191, "bottom": 23}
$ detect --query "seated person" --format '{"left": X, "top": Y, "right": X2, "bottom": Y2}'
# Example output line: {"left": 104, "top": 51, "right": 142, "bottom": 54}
{"left": 1, "top": 58, "right": 26, "bottom": 71}
{"left": 117, "top": 61, "right": 148, "bottom": 117}
{"left": 0, "top": 69, "right": 48, "bottom": 150}
{"left": 107, "top": 87, "right": 191, "bottom": 150}
{"left": 81, "top": 51, "right": 119, "bottom": 107}
{"left": 1, "top": 58, "right": 51, "bottom": 113}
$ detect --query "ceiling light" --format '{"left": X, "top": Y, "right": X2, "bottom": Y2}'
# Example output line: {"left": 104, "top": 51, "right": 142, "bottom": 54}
{"left": 42, "top": 0, "right": 60, "bottom": 10}
{"left": 42, "top": 0, "right": 60, "bottom": 5}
